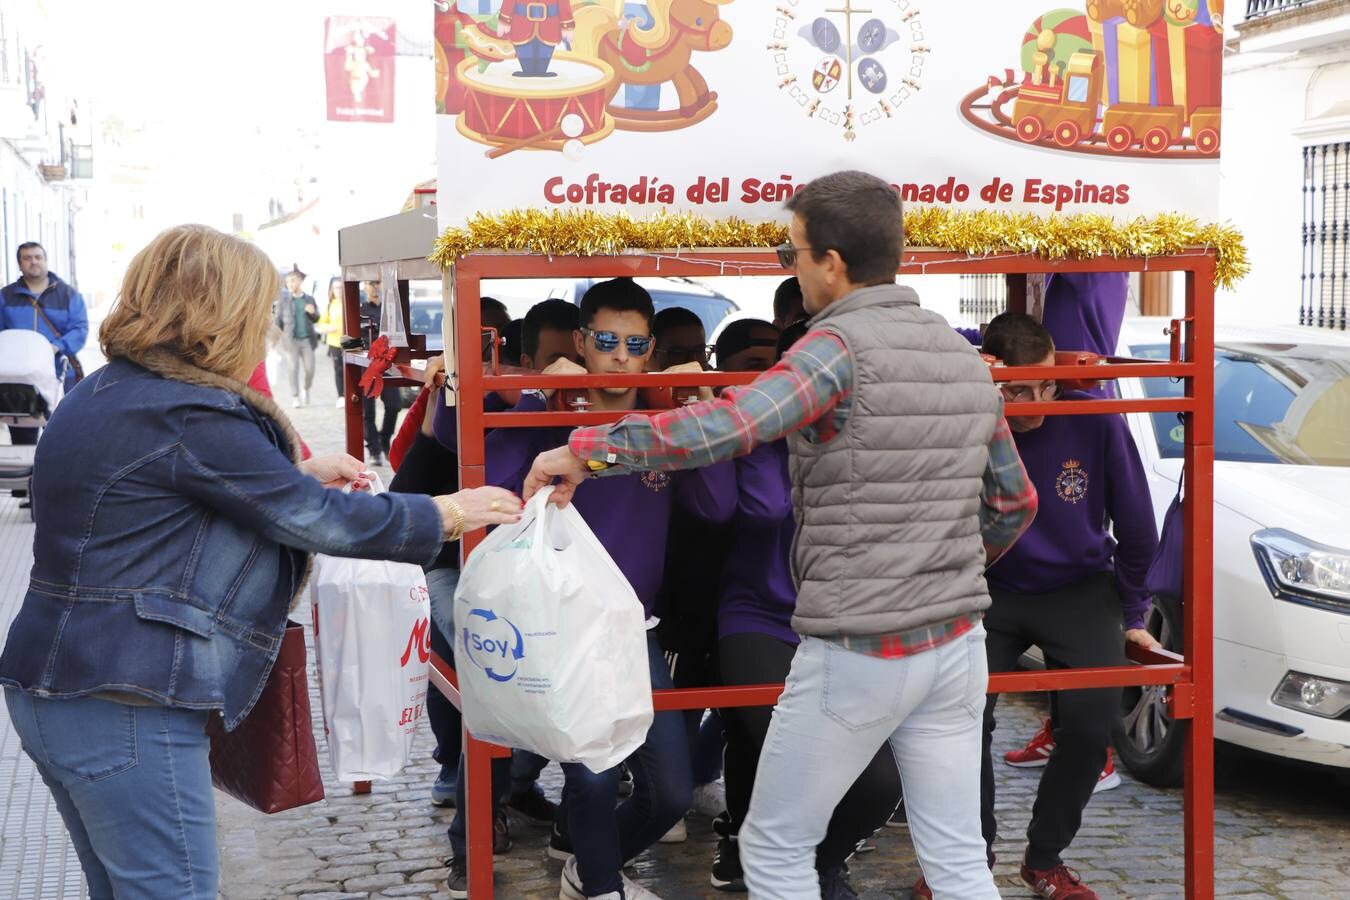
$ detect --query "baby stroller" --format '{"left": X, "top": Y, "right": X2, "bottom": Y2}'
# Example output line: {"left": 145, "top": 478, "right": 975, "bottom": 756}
{"left": 0, "top": 329, "right": 72, "bottom": 520}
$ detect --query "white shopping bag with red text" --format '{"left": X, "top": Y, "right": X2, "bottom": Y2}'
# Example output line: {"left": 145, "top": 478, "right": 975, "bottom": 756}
{"left": 311, "top": 474, "right": 432, "bottom": 781}
{"left": 454, "top": 486, "right": 652, "bottom": 774}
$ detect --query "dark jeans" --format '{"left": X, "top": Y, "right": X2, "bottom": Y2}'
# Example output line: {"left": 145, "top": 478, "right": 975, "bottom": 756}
{"left": 556, "top": 632, "right": 692, "bottom": 896}
{"left": 670, "top": 647, "right": 724, "bottom": 786}
{"left": 719, "top": 631, "right": 900, "bottom": 872}
{"left": 9, "top": 426, "right": 38, "bottom": 445}
{"left": 328, "top": 346, "right": 344, "bottom": 397}
{"left": 980, "top": 573, "right": 1126, "bottom": 870}
{"left": 363, "top": 384, "right": 402, "bottom": 457}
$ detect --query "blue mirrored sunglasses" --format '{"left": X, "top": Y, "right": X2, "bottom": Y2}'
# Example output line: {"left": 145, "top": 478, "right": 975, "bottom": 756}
{"left": 581, "top": 327, "right": 654, "bottom": 355}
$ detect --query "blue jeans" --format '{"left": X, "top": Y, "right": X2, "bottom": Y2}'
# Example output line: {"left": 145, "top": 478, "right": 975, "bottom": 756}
{"left": 4, "top": 689, "right": 217, "bottom": 900}
{"left": 556, "top": 632, "right": 691, "bottom": 896}
{"left": 740, "top": 629, "right": 1000, "bottom": 900}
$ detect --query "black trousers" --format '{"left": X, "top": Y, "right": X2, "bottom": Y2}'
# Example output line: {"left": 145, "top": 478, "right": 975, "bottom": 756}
{"left": 980, "top": 572, "right": 1126, "bottom": 870}
{"left": 328, "top": 346, "right": 344, "bottom": 397}
{"left": 363, "top": 384, "right": 402, "bottom": 457}
{"left": 719, "top": 632, "right": 901, "bottom": 871}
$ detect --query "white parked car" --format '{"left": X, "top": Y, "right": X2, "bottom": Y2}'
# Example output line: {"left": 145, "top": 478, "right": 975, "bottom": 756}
{"left": 1110, "top": 319, "right": 1350, "bottom": 785}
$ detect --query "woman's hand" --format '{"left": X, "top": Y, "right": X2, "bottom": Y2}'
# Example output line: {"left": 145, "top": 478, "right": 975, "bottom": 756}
{"left": 424, "top": 354, "right": 447, "bottom": 390}
{"left": 434, "top": 486, "right": 523, "bottom": 539}
{"left": 298, "top": 454, "right": 372, "bottom": 491}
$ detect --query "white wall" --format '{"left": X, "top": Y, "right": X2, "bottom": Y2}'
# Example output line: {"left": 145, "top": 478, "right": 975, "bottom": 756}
{"left": 0, "top": 138, "right": 77, "bottom": 287}
{"left": 1218, "top": 44, "right": 1350, "bottom": 325}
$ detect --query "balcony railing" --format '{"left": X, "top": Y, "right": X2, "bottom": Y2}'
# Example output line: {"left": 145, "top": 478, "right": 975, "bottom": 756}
{"left": 1247, "top": 0, "right": 1324, "bottom": 18}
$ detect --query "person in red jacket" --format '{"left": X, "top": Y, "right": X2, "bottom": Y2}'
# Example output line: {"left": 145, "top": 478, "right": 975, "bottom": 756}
{"left": 500, "top": 0, "right": 574, "bottom": 77}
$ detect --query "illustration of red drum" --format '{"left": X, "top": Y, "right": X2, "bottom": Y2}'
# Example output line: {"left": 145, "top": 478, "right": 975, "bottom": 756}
{"left": 456, "top": 55, "right": 617, "bottom": 152}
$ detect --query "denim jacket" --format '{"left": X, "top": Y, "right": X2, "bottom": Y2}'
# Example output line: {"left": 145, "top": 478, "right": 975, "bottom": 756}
{"left": 0, "top": 351, "right": 443, "bottom": 728}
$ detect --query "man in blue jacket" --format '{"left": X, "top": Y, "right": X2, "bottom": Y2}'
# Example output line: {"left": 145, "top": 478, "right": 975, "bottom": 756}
{"left": 2, "top": 241, "right": 88, "bottom": 445}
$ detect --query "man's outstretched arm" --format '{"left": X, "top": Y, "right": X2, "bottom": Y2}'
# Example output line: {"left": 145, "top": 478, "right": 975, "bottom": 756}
{"left": 524, "top": 331, "right": 853, "bottom": 505}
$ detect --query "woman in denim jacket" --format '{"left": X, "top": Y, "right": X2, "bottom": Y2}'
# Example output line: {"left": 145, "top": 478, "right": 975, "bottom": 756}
{"left": 0, "top": 225, "right": 522, "bottom": 900}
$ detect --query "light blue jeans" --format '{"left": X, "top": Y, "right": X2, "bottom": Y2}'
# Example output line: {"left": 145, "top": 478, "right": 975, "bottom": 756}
{"left": 740, "top": 628, "right": 1000, "bottom": 900}
{"left": 4, "top": 689, "right": 218, "bottom": 899}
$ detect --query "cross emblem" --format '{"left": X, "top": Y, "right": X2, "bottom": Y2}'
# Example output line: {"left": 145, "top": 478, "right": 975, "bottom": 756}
{"left": 825, "top": 0, "right": 873, "bottom": 100}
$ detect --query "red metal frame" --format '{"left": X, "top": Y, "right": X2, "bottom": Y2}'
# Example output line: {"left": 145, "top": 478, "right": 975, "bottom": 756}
{"left": 343, "top": 247, "right": 1215, "bottom": 899}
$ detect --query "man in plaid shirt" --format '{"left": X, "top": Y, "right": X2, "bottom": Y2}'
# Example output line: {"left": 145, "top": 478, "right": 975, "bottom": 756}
{"left": 526, "top": 171, "right": 1036, "bottom": 899}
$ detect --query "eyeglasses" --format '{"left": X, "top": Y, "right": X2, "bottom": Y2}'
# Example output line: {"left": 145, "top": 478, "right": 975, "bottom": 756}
{"left": 775, "top": 242, "right": 814, "bottom": 269}
{"left": 653, "top": 344, "right": 715, "bottom": 365}
{"left": 580, "top": 327, "right": 654, "bottom": 356}
{"left": 1000, "top": 381, "right": 1061, "bottom": 404}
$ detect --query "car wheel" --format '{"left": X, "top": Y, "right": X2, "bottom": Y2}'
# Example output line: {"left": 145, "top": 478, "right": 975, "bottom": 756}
{"left": 1113, "top": 594, "right": 1187, "bottom": 787}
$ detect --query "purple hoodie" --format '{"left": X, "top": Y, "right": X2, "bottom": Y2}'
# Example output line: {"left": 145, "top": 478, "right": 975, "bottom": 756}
{"left": 719, "top": 440, "right": 799, "bottom": 646}
{"left": 985, "top": 392, "right": 1159, "bottom": 630}
{"left": 485, "top": 394, "right": 736, "bottom": 617}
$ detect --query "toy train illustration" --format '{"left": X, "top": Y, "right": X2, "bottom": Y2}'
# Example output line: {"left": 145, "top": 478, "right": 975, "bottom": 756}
{"left": 1009, "top": 49, "right": 1219, "bottom": 155}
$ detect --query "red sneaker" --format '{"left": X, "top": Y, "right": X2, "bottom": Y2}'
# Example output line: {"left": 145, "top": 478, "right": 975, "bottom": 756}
{"left": 1004, "top": 718, "right": 1055, "bottom": 767}
{"left": 1020, "top": 862, "right": 1100, "bottom": 899}
{"left": 910, "top": 876, "right": 932, "bottom": 900}
{"left": 1094, "top": 748, "right": 1122, "bottom": 793}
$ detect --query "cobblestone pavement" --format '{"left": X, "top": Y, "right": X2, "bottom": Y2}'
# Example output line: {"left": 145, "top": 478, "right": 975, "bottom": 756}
{"left": 3, "top": 367, "right": 1349, "bottom": 899}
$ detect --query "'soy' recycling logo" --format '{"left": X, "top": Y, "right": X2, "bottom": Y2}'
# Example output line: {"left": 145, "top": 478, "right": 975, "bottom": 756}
{"left": 462, "top": 608, "right": 525, "bottom": 683}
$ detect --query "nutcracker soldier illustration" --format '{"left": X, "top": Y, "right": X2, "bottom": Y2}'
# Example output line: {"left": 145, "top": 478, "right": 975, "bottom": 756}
{"left": 500, "top": 0, "right": 576, "bottom": 77}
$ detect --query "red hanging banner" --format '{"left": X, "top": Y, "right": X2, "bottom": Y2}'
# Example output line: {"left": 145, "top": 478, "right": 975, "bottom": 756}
{"left": 325, "top": 16, "right": 397, "bottom": 123}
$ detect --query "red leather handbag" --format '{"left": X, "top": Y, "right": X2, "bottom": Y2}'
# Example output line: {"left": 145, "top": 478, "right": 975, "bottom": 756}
{"left": 206, "top": 620, "right": 326, "bottom": 813}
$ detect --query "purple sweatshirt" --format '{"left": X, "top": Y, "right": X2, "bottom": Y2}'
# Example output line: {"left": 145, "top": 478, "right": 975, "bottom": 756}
{"left": 719, "top": 440, "right": 799, "bottom": 646}
{"left": 986, "top": 392, "right": 1158, "bottom": 630}
{"left": 1042, "top": 272, "right": 1128, "bottom": 358}
{"left": 485, "top": 394, "right": 736, "bottom": 617}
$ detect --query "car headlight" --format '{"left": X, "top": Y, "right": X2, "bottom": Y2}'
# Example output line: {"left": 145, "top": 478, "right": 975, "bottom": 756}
{"left": 1251, "top": 529, "right": 1350, "bottom": 612}
{"left": 1272, "top": 672, "right": 1350, "bottom": 719}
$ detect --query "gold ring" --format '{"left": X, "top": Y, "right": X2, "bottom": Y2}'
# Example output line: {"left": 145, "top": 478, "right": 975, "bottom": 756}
{"left": 490, "top": 500, "right": 502, "bottom": 512}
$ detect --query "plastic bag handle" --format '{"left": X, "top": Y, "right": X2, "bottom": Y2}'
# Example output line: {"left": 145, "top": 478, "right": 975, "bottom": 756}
{"left": 527, "top": 485, "right": 559, "bottom": 567}
{"left": 342, "top": 470, "right": 385, "bottom": 496}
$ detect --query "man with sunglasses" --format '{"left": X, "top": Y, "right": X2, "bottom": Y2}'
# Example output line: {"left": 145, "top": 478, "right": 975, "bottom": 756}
{"left": 474, "top": 278, "right": 736, "bottom": 900}
{"left": 523, "top": 171, "right": 1037, "bottom": 899}
{"left": 912, "top": 313, "right": 1157, "bottom": 900}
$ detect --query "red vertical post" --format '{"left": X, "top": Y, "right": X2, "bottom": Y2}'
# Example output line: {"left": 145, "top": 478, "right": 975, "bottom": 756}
{"left": 1182, "top": 260, "right": 1216, "bottom": 900}
{"left": 454, "top": 262, "right": 496, "bottom": 900}
{"left": 342, "top": 279, "right": 365, "bottom": 460}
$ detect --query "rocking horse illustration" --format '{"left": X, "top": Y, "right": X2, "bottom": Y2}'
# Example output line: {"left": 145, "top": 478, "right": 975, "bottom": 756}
{"left": 571, "top": 0, "right": 734, "bottom": 132}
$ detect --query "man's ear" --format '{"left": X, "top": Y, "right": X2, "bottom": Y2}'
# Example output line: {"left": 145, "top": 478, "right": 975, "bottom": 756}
{"left": 573, "top": 329, "right": 585, "bottom": 358}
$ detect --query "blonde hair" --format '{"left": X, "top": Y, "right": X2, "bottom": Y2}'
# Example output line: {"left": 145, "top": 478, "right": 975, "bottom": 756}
{"left": 100, "top": 225, "right": 278, "bottom": 380}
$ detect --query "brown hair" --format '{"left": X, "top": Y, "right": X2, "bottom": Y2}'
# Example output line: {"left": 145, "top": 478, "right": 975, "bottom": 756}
{"left": 100, "top": 225, "right": 278, "bottom": 380}
{"left": 784, "top": 170, "right": 904, "bottom": 285}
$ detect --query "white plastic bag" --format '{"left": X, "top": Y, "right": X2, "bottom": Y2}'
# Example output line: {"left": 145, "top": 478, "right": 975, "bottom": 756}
{"left": 454, "top": 486, "right": 653, "bottom": 773}
{"left": 311, "top": 474, "right": 432, "bottom": 781}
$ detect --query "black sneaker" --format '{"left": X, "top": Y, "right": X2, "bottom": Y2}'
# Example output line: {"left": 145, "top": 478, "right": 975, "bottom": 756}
{"left": 509, "top": 786, "right": 558, "bottom": 823}
{"left": 711, "top": 810, "right": 734, "bottom": 839}
{"left": 820, "top": 864, "right": 860, "bottom": 900}
{"left": 494, "top": 808, "right": 513, "bottom": 854}
{"left": 446, "top": 857, "right": 468, "bottom": 899}
{"left": 710, "top": 835, "right": 746, "bottom": 892}
{"left": 547, "top": 822, "right": 574, "bottom": 861}
{"left": 618, "top": 763, "right": 635, "bottom": 798}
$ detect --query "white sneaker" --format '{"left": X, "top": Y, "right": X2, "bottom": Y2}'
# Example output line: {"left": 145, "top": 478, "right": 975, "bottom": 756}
{"left": 560, "top": 856, "right": 639, "bottom": 900}
{"left": 291, "top": 397, "right": 302, "bottom": 408}
{"left": 301, "top": 389, "right": 309, "bottom": 406}
{"left": 620, "top": 873, "right": 664, "bottom": 900}
{"left": 658, "top": 818, "right": 687, "bottom": 843}
{"left": 691, "top": 780, "right": 727, "bottom": 818}
{"left": 334, "top": 397, "right": 345, "bottom": 408}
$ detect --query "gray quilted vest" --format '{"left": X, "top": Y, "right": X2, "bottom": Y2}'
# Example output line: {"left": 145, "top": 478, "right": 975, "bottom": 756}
{"left": 788, "top": 283, "right": 1002, "bottom": 637}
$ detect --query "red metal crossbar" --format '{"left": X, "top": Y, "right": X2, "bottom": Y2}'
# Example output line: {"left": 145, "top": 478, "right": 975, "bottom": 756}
{"left": 342, "top": 248, "right": 1215, "bottom": 899}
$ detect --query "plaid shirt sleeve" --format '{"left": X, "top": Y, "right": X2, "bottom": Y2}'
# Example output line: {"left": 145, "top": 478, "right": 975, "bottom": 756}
{"left": 980, "top": 412, "right": 1038, "bottom": 566}
{"left": 568, "top": 330, "right": 852, "bottom": 473}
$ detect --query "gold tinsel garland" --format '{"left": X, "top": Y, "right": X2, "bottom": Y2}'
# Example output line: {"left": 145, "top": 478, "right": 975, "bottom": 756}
{"left": 430, "top": 208, "right": 1248, "bottom": 288}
